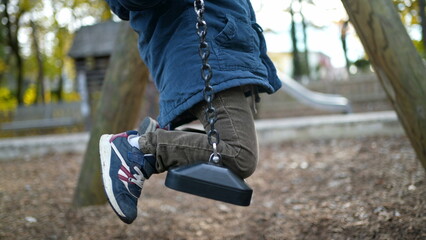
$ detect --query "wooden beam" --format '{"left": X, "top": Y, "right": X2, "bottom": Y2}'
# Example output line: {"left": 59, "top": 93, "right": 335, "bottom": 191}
{"left": 341, "top": 0, "right": 426, "bottom": 170}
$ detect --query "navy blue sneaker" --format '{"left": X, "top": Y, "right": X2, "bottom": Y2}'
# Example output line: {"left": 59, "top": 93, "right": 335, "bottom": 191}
{"left": 99, "top": 130, "right": 157, "bottom": 224}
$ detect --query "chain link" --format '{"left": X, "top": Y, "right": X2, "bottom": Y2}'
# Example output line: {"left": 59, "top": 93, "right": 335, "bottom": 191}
{"left": 194, "top": 0, "right": 220, "bottom": 163}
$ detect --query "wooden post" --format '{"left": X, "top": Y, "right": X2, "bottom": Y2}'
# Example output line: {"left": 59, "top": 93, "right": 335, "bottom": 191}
{"left": 341, "top": 0, "right": 426, "bottom": 170}
{"left": 73, "top": 23, "right": 150, "bottom": 206}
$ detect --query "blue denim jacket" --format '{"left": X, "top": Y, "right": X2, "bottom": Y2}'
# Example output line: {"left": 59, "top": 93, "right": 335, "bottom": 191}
{"left": 106, "top": 0, "right": 282, "bottom": 127}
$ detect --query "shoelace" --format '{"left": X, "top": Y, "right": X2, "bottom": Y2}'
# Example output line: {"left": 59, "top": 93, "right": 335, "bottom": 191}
{"left": 129, "top": 166, "right": 144, "bottom": 189}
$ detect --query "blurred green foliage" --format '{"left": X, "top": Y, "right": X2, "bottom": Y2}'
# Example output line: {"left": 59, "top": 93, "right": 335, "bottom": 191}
{"left": 0, "top": 0, "right": 112, "bottom": 112}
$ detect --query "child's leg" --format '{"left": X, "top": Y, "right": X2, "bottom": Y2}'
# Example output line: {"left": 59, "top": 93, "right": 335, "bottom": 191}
{"left": 99, "top": 86, "right": 257, "bottom": 223}
{"left": 139, "top": 86, "right": 258, "bottom": 179}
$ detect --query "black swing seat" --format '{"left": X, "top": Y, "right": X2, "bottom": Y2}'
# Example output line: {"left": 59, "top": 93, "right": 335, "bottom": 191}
{"left": 165, "top": 163, "right": 253, "bottom": 206}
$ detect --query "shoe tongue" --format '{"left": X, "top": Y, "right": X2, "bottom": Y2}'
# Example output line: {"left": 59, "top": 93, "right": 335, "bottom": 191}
{"left": 143, "top": 154, "right": 158, "bottom": 178}
{"left": 127, "top": 148, "right": 156, "bottom": 179}
{"left": 127, "top": 147, "right": 145, "bottom": 165}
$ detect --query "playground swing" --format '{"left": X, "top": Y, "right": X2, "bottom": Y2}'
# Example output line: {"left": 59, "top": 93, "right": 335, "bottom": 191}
{"left": 164, "top": 0, "right": 253, "bottom": 206}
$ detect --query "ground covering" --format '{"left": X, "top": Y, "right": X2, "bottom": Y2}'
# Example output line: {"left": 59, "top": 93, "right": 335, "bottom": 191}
{"left": 0, "top": 136, "right": 424, "bottom": 239}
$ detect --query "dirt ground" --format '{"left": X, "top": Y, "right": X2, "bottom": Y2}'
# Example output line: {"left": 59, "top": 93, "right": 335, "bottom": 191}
{"left": 0, "top": 135, "right": 425, "bottom": 240}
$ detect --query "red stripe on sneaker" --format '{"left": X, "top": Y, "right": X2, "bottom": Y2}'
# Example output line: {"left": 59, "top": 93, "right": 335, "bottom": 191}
{"left": 110, "top": 132, "right": 128, "bottom": 142}
{"left": 118, "top": 174, "right": 128, "bottom": 182}
{"left": 120, "top": 165, "right": 132, "bottom": 178}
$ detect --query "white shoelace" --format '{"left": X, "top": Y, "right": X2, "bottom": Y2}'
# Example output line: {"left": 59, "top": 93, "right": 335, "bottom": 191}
{"left": 129, "top": 166, "right": 144, "bottom": 189}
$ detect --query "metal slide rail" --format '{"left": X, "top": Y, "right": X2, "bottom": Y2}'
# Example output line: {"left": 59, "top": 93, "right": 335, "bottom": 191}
{"left": 279, "top": 72, "right": 353, "bottom": 114}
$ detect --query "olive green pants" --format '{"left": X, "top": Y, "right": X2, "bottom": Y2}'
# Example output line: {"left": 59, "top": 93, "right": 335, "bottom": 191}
{"left": 139, "top": 86, "right": 258, "bottom": 179}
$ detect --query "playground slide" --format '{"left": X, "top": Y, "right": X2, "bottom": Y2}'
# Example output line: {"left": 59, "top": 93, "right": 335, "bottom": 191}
{"left": 278, "top": 72, "right": 352, "bottom": 114}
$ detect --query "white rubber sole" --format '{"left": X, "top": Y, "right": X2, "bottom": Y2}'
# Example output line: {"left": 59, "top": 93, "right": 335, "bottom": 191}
{"left": 99, "top": 134, "right": 126, "bottom": 218}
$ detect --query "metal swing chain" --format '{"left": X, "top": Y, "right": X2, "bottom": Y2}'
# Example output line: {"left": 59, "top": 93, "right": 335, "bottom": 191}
{"left": 194, "top": 0, "right": 221, "bottom": 164}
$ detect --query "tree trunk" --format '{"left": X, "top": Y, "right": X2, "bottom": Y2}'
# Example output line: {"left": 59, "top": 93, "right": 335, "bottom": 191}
{"left": 419, "top": 0, "right": 426, "bottom": 55}
{"left": 73, "top": 23, "right": 150, "bottom": 206}
{"left": 30, "top": 21, "right": 45, "bottom": 104}
{"left": 340, "top": 21, "right": 351, "bottom": 71}
{"left": 290, "top": 3, "right": 303, "bottom": 80}
{"left": 3, "top": 0, "right": 24, "bottom": 105}
{"left": 341, "top": 0, "right": 426, "bottom": 170}
{"left": 15, "top": 52, "right": 24, "bottom": 105}
{"left": 299, "top": 0, "right": 311, "bottom": 78}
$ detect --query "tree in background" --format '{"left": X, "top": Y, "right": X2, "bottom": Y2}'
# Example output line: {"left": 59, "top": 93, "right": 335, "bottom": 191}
{"left": 339, "top": 20, "right": 351, "bottom": 71}
{"left": 289, "top": 0, "right": 312, "bottom": 81}
{"left": 0, "top": 0, "right": 111, "bottom": 106}
{"left": 418, "top": 0, "right": 426, "bottom": 55}
{"left": 30, "top": 20, "right": 45, "bottom": 104}
{"left": 289, "top": 2, "right": 303, "bottom": 80}
{"left": 0, "top": 5, "right": 7, "bottom": 85}
{"left": 393, "top": 0, "right": 425, "bottom": 56}
{"left": 299, "top": 0, "right": 311, "bottom": 79}
{"left": 1, "top": 0, "right": 29, "bottom": 105}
